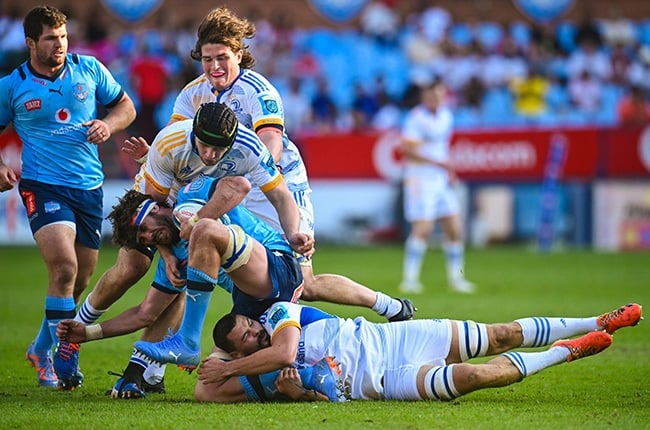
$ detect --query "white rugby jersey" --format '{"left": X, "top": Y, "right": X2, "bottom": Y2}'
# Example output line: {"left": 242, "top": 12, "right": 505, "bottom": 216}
{"left": 142, "top": 119, "right": 282, "bottom": 203}
{"left": 401, "top": 104, "right": 454, "bottom": 177}
{"left": 170, "top": 70, "right": 309, "bottom": 192}
{"left": 260, "top": 302, "right": 388, "bottom": 400}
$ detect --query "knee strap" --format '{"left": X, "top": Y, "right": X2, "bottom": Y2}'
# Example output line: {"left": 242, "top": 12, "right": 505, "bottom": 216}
{"left": 221, "top": 225, "right": 254, "bottom": 273}
{"left": 456, "top": 320, "right": 489, "bottom": 361}
{"left": 424, "top": 364, "right": 459, "bottom": 401}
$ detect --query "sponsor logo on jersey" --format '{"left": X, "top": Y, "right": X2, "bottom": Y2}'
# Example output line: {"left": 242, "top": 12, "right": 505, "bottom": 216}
{"left": 260, "top": 96, "right": 279, "bottom": 114}
{"left": 73, "top": 82, "right": 89, "bottom": 102}
{"left": 55, "top": 108, "right": 72, "bottom": 123}
{"left": 24, "top": 99, "right": 42, "bottom": 111}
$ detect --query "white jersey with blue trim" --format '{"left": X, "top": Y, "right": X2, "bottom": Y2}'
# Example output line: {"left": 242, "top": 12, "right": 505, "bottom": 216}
{"left": 401, "top": 104, "right": 454, "bottom": 179}
{"left": 0, "top": 54, "right": 125, "bottom": 189}
{"left": 143, "top": 118, "right": 283, "bottom": 204}
{"left": 171, "top": 70, "right": 310, "bottom": 193}
{"left": 260, "top": 302, "right": 389, "bottom": 400}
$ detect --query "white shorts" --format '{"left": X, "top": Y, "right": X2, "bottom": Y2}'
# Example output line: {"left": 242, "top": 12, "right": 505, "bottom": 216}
{"left": 381, "top": 318, "right": 452, "bottom": 400}
{"left": 403, "top": 174, "right": 459, "bottom": 222}
{"left": 242, "top": 186, "right": 315, "bottom": 236}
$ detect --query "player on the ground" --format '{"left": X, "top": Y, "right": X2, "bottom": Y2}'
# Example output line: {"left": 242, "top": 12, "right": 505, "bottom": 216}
{"left": 194, "top": 303, "right": 642, "bottom": 402}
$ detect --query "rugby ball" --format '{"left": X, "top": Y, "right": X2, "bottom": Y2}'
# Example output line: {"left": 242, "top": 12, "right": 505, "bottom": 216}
{"left": 172, "top": 200, "right": 204, "bottom": 229}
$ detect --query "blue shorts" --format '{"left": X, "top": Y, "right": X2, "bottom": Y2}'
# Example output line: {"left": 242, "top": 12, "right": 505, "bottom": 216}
{"left": 231, "top": 248, "right": 304, "bottom": 319}
{"left": 18, "top": 179, "right": 103, "bottom": 249}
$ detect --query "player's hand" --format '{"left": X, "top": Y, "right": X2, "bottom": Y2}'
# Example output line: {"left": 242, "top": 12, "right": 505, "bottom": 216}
{"left": 275, "top": 367, "right": 305, "bottom": 399}
{"left": 198, "top": 354, "right": 230, "bottom": 384}
{"left": 122, "top": 136, "right": 150, "bottom": 162}
{"left": 160, "top": 250, "right": 185, "bottom": 288}
{"left": 287, "top": 233, "right": 315, "bottom": 258}
{"left": 83, "top": 119, "right": 111, "bottom": 145}
{"left": 0, "top": 164, "right": 17, "bottom": 192}
{"left": 56, "top": 319, "right": 87, "bottom": 343}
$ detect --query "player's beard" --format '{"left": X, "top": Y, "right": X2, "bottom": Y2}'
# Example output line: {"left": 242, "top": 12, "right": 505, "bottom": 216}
{"left": 36, "top": 47, "right": 66, "bottom": 69}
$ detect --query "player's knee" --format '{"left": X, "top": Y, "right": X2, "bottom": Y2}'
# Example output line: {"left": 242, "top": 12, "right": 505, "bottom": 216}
{"left": 487, "top": 323, "right": 521, "bottom": 352}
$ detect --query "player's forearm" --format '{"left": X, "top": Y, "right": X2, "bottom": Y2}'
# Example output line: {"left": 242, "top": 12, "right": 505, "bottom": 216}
{"left": 266, "top": 186, "right": 301, "bottom": 237}
{"left": 104, "top": 93, "right": 136, "bottom": 134}
{"left": 94, "top": 306, "right": 154, "bottom": 340}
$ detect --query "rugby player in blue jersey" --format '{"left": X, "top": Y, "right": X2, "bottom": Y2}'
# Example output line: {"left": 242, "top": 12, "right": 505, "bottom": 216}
{"left": 0, "top": 5, "right": 136, "bottom": 390}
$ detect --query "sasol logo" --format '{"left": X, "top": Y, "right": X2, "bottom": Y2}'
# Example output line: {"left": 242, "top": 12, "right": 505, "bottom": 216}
{"left": 24, "top": 99, "right": 42, "bottom": 111}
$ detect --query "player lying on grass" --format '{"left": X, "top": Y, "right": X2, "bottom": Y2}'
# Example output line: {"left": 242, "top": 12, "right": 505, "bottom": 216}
{"left": 192, "top": 303, "right": 642, "bottom": 402}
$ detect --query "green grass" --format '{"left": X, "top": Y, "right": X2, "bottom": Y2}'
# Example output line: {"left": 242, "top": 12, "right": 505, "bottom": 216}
{"left": 0, "top": 244, "right": 648, "bottom": 429}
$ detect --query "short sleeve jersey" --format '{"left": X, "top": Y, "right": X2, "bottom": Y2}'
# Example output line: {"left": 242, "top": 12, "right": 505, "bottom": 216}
{"left": 143, "top": 119, "right": 283, "bottom": 203}
{"left": 401, "top": 104, "right": 454, "bottom": 176}
{"left": 0, "top": 54, "right": 124, "bottom": 188}
{"left": 171, "top": 70, "right": 309, "bottom": 191}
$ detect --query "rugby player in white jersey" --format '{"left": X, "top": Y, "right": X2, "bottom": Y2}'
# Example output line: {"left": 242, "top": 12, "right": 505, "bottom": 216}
{"left": 196, "top": 303, "right": 642, "bottom": 402}
{"left": 399, "top": 78, "right": 476, "bottom": 294}
{"left": 123, "top": 6, "right": 415, "bottom": 321}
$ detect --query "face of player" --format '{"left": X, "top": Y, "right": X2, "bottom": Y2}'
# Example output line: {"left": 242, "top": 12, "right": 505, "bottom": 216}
{"left": 228, "top": 315, "right": 271, "bottom": 358}
{"left": 136, "top": 207, "right": 178, "bottom": 246}
{"left": 200, "top": 43, "right": 243, "bottom": 91}
{"left": 422, "top": 84, "right": 446, "bottom": 113}
{"left": 195, "top": 139, "right": 231, "bottom": 166}
{"left": 29, "top": 24, "right": 68, "bottom": 73}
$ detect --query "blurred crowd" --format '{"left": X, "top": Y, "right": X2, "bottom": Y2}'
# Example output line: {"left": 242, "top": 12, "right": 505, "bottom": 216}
{"left": 2, "top": 1, "right": 650, "bottom": 140}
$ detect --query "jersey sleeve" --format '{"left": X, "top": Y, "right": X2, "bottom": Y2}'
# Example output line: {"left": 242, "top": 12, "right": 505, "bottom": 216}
{"left": 248, "top": 88, "right": 285, "bottom": 133}
{"left": 171, "top": 86, "right": 196, "bottom": 122}
{"left": 262, "top": 302, "right": 302, "bottom": 341}
{"left": 90, "top": 56, "right": 124, "bottom": 108}
{"left": 143, "top": 133, "right": 178, "bottom": 196}
{"left": 401, "top": 109, "right": 425, "bottom": 143}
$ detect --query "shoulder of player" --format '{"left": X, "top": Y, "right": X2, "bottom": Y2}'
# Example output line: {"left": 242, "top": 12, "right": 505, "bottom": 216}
{"left": 179, "top": 74, "right": 210, "bottom": 93}
{"left": 236, "top": 69, "right": 278, "bottom": 95}
{"left": 151, "top": 121, "right": 192, "bottom": 156}
{"left": 233, "top": 125, "right": 268, "bottom": 154}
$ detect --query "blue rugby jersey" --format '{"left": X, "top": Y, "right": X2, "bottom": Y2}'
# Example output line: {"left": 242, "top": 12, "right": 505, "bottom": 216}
{"left": 0, "top": 54, "right": 124, "bottom": 189}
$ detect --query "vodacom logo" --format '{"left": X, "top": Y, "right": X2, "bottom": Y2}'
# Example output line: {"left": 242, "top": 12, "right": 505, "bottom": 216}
{"left": 639, "top": 126, "right": 650, "bottom": 172}
{"left": 372, "top": 130, "right": 403, "bottom": 182}
{"left": 451, "top": 138, "right": 537, "bottom": 171}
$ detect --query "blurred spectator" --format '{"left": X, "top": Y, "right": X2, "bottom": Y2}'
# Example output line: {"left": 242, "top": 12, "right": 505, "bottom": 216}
{"left": 600, "top": 5, "right": 637, "bottom": 47}
{"left": 566, "top": 36, "right": 612, "bottom": 82}
{"left": 509, "top": 67, "right": 550, "bottom": 118}
{"left": 360, "top": 0, "right": 400, "bottom": 45}
{"left": 351, "top": 83, "right": 380, "bottom": 130}
{"left": 461, "top": 76, "right": 486, "bottom": 110}
{"left": 628, "top": 46, "right": 650, "bottom": 94}
{"left": 282, "top": 77, "right": 313, "bottom": 133}
{"left": 129, "top": 42, "right": 170, "bottom": 142}
{"left": 617, "top": 85, "right": 650, "bottom": 126}
{"left": 609, "top": 42, "right": 633, "bottom": 86}
{"left": 568, "top": 69, "right": 602, "bottom": 114}
{"left": 371, "top": 90, "right": 402, "bottom": 131}
{"left": 0, "top": 6, "right": 28, "bottom": 75}
{"left": 311, "top": 79, "right": 338, "bottom": 133}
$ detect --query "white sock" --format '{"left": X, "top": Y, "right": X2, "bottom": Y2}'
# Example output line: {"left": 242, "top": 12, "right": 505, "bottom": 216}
{"left": 515, "top": 317, "right": 599, "bottom": 347}
{"left": 503, "top": 346, "right": 568, "bottom": 377}
{"left": 143, "top": 361, "right": 166, "bottom": 385}
{"left": 75, "top": 294, "right": 108, "bottom": 324}
{"left": 444, "top": 241, "right": 464, "bottom": 281}
{"left": 403, "top": 237, "right": 427, "bottom": 283}
{"left": 372, "top": 293, "right": 403, "bottom": 319}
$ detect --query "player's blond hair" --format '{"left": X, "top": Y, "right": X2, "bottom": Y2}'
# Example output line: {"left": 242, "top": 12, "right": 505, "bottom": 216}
{"left": 190, "top": 6, "right": 256, "bottom": 69}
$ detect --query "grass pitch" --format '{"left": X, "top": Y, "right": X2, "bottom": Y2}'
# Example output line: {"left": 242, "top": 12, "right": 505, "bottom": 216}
{"left": 0, "top": 244, "right": 648, "bottom": 429}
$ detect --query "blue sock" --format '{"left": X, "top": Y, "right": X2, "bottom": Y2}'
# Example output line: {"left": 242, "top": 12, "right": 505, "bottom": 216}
{"left": 36, "top": 296, "right": 75, "bottom": 351}
{"left": 179, "top": 267, "right": 216, "bottom": 349}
